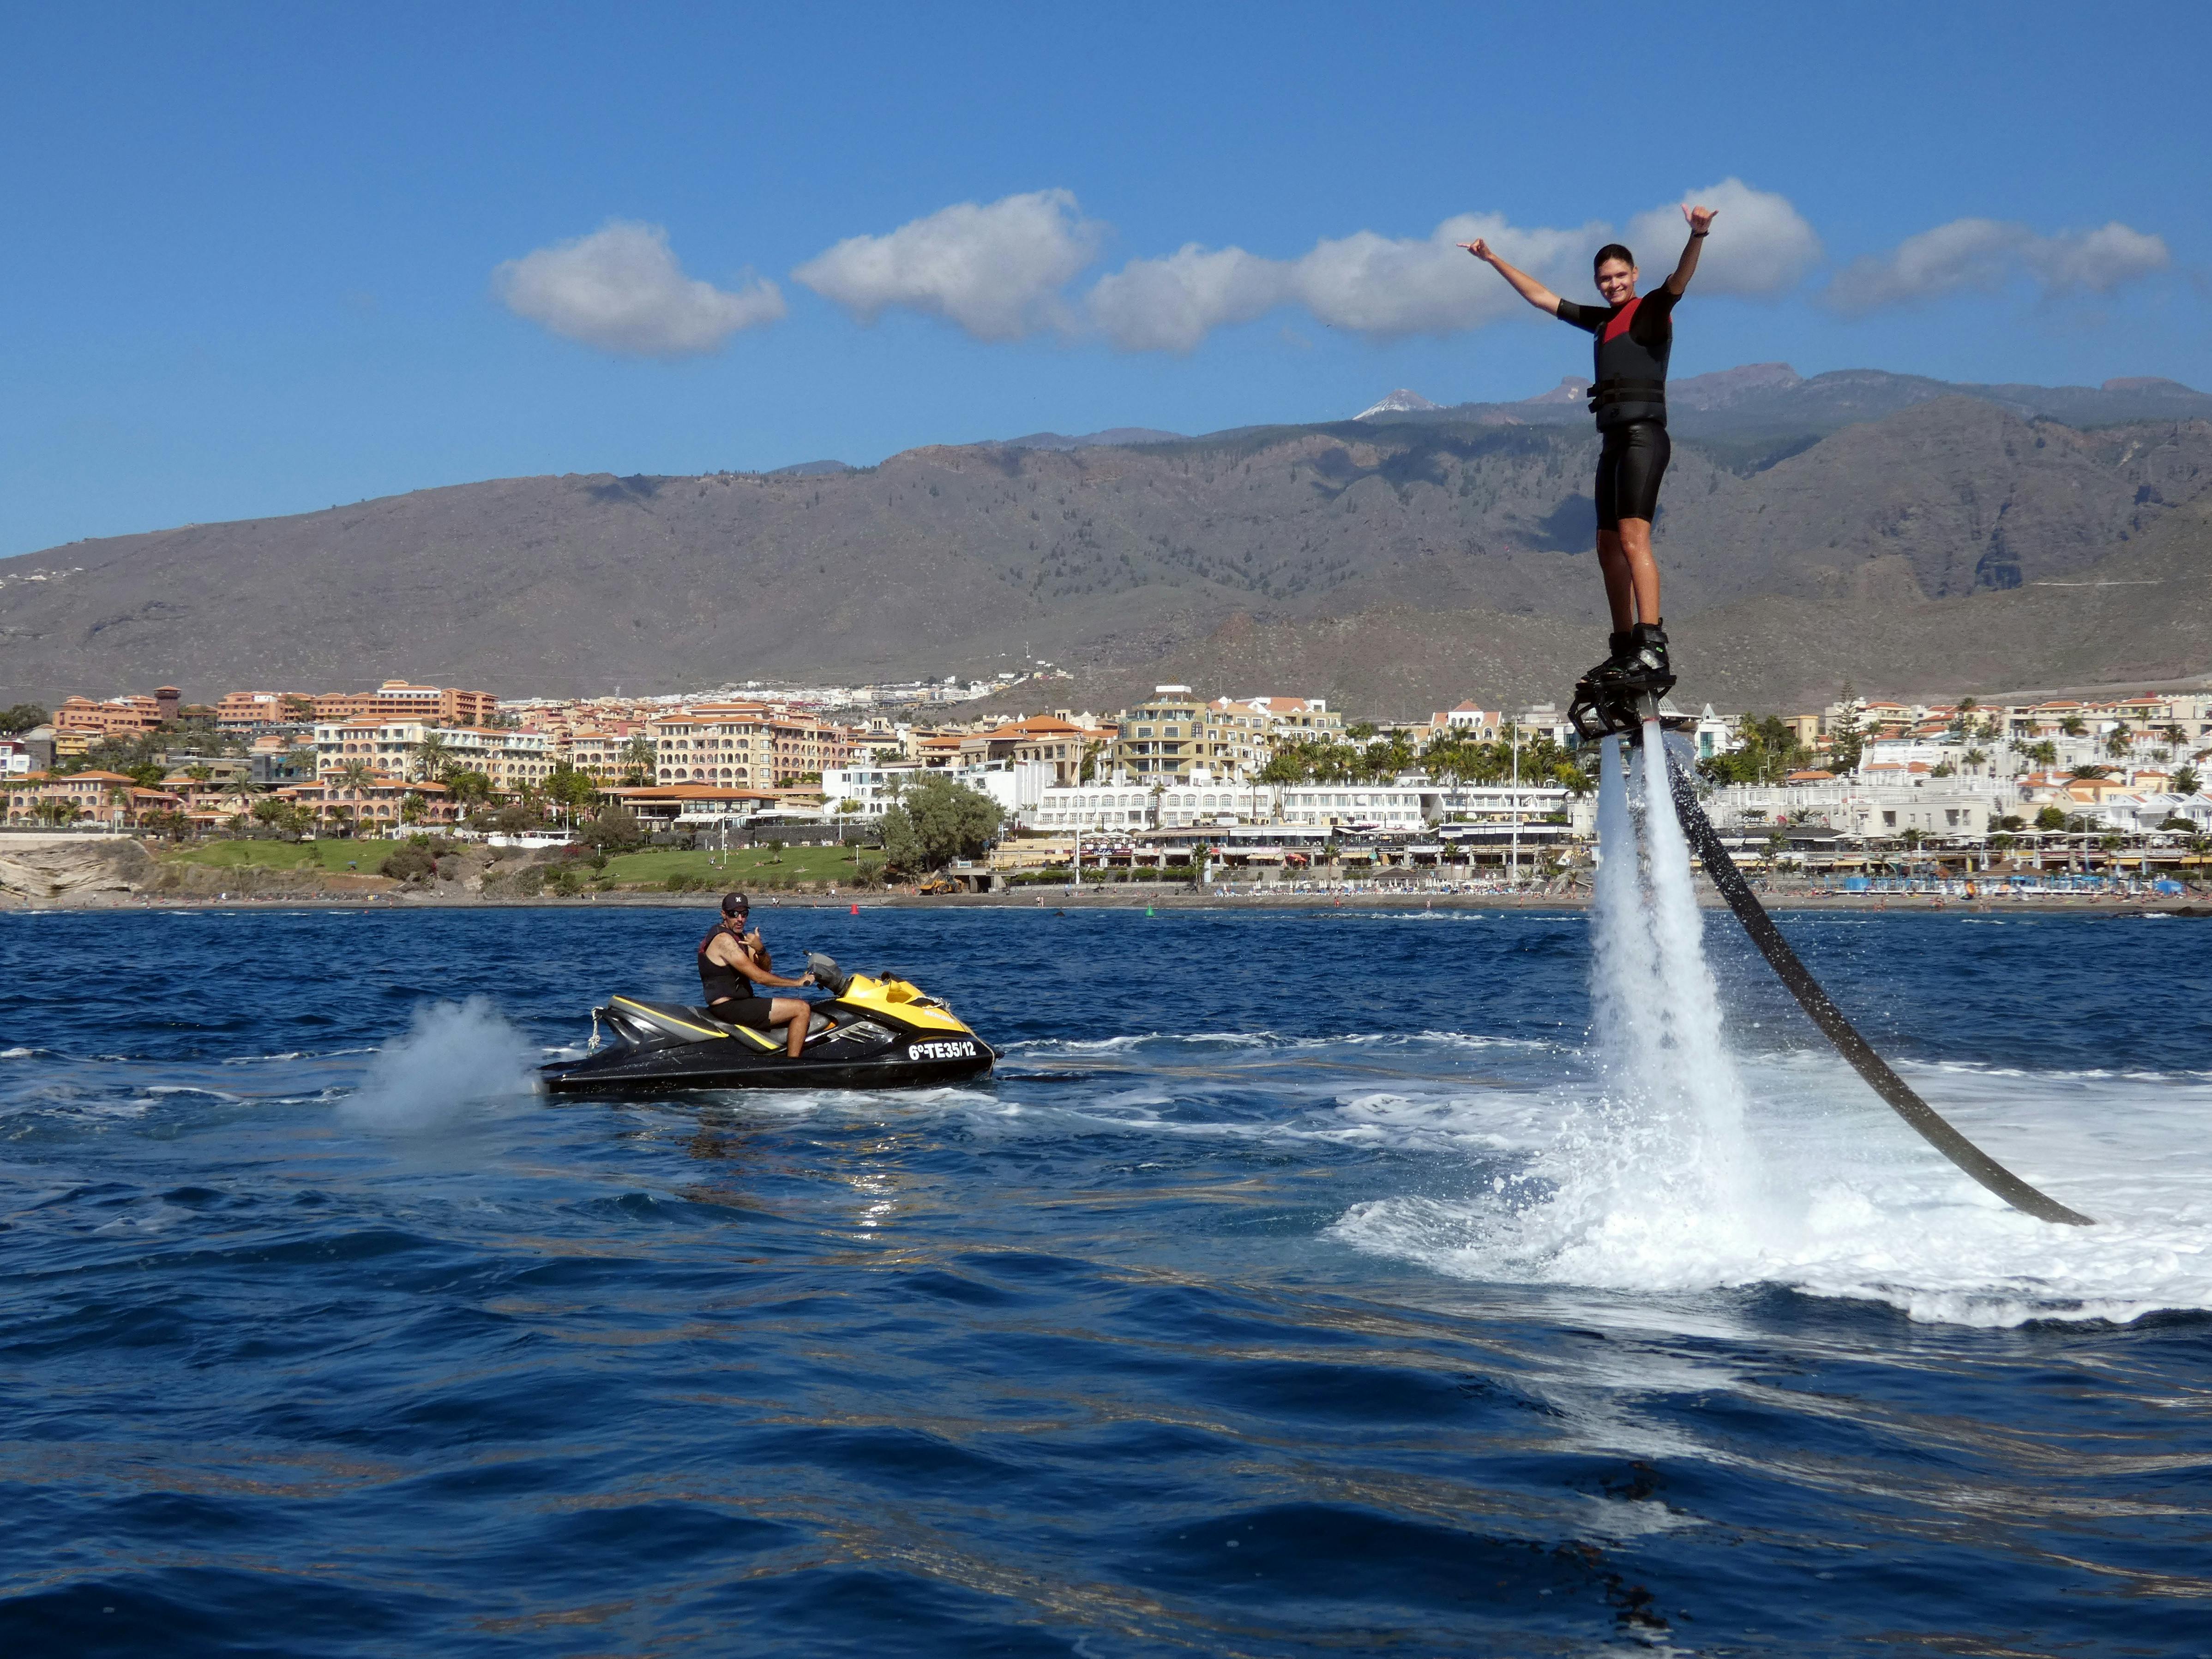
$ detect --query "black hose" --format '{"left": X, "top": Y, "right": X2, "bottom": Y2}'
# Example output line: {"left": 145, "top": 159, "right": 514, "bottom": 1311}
{"left": 1659, "top": 747, "right": 2093, "bottom": 1226}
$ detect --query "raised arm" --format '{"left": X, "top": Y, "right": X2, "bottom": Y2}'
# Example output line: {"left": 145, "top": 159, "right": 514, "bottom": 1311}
{"left": 1663, "top": 204, "right": 1718, "bottom": 296}
{"left": 1460, "top": 238, "right": 1564, "bottom": 316}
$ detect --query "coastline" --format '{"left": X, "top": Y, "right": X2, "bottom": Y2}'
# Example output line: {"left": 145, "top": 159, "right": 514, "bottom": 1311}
{"left": 5, "top": 885, "right": 2204, "bottom": 918}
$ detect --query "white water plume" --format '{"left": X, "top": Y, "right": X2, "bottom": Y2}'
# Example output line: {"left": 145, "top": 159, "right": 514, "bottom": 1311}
{"left": 341, "top": 997, "right": 539, "bottom": 1131}
{"left": 1575, "top": 734, "right": 1761, "bottom": 1212}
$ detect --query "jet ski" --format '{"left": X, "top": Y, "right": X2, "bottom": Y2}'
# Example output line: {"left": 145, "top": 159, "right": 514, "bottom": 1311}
{"left": 540, "top": 952, "right": 993, "bottom": 1095}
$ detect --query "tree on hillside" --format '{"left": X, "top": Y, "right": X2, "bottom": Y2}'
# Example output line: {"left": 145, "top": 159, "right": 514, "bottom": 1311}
{"left": 413, "top": 732, "right": 452, "bottom": 781}
{"left": 1698, "top": 714, "right": 1814, "bottom": 786}
{"left": 878, "top": 775, "right": 1002, "bottom": 876}
{"left": 621, "top": 736, "right": 657, "bottom": 785}
{"left": 1827, "top": 689, "right": 1865, "bottom": 773}
{"left": 252, "top": 797, "right": 312, "bottom": 839}
{"left": 0, "top": 703, "right": 47, "bottom": 734}
{"left": 445, "top": 769, "right": 494, "bottom": 812}
{"left": 578, "top": 804, "right": 643, "bottom": 854}
{"left": 2060, "top": 714, "right": 2086, "bottom": 737}
{"left": 2175, "top": 765, "right": 2201, "bottom": 796}
{"left": 545, "top": 763, "right": 599, "bottom": 814}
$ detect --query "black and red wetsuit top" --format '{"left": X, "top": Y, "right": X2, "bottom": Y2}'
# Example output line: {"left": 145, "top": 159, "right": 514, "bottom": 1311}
{"left": 1556, "top": 287, "right": 1679, "bottom": 430}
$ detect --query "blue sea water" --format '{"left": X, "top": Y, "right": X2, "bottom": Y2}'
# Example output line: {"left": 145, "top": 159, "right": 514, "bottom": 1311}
{"left": 3, "top": 902, "right": 2210, "bottom": 1656}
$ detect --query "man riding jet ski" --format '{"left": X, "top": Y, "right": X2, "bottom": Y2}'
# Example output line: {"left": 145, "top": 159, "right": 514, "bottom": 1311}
{"left": 539, "top": 892, "right": 993, "bottom": 1094}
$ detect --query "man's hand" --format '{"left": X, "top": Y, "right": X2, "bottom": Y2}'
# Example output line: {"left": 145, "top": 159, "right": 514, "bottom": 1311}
{"left": 1458, "top": 238, "right": 1495, "bottom": 262}
{"left": 1682, "top": 203, "right": 1717, "bottom": 235}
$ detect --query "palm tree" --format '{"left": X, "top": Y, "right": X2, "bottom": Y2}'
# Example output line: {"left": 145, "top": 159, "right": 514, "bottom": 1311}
{"left": 1963, "top": 747, "right": 1989, "bottom": 774}
{"left": 2104, "top": 721, "right": 2134, "bottom": 760}
{"left": 621, "top": 735, "right": 657, "bottom": 786}
{"left": 413, "top": 732, "right": 452, "bottom": 782}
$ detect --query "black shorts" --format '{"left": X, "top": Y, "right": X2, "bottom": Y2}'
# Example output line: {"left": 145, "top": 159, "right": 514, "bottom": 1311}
{"left": 1594, "top": 420, "right": 1670, "bottom": 530}
{"left": 709, "top": 996, "right": 778, "bottom": 1030}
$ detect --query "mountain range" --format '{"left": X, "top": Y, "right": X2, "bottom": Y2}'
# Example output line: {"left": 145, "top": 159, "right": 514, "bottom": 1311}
{"left": 3, "top": 366, "right": 2207, "bottom": 718}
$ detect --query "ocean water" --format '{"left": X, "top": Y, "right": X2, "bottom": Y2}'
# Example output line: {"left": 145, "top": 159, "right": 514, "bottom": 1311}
{"left": 3, "top": 898, "right": 2209, "bottom": 1656}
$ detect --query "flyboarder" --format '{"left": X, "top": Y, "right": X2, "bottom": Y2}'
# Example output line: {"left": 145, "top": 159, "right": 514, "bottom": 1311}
{"left": 1461, "top": 204, "right": 1716, "bottom": 729}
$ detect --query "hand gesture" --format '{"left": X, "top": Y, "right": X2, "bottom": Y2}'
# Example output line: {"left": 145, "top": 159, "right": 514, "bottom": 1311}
{"left": 1458, "top": 238, "right": 1494, "bottom": 262}
{"left": 1682, "top": 203, "right": 1717, "bottom": 235}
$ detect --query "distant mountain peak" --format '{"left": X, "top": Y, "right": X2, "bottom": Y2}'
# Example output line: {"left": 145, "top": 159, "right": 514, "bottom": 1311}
{"left": 2103, "top": 375, "right": 2200, "bottom": 395}
{"left": 1669, "top": 361, "right": 1804, "bottom": 411}
{"left": 1001, "top": 427, "right": 1184, "bottom": 452}
{"left": 765, "top": 459, "right": 856, "bottom": 477}
{"left": 1520, "top": 377, "right": 1591, "bottom": 406}
{"left": 1355, "top": 389, "right": 1441, "bottom": 420}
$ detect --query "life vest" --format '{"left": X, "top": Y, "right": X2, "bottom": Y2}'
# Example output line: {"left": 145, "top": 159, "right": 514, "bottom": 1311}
{"left": 1587, "top": 296, "right": 1670, "bottom": 429}
{"left": 697, "top": 921, "right": 758, "bottom": 1003}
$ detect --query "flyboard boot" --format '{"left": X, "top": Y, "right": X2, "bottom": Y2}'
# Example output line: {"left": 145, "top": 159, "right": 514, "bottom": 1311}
{"left": 1568, "top": 620, "right": 1677, "bottom": 742}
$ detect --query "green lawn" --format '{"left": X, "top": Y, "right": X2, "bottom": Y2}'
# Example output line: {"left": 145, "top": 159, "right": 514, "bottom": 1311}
{"left": 601, "top": 845, "right": 873, "bottom": 887}
{"left": 166, "top": 839, "right": 406, "bottom": 872}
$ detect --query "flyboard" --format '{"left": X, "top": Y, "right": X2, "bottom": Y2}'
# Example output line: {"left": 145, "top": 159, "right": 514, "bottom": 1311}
{"left": 1569, "top": 677, "right": 2092, "bottom": 1226}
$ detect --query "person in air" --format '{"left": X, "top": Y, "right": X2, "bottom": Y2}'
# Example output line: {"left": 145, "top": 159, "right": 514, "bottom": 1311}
{"left": 1461, "top": 204, "right": 1717, "bottom": 695}
{"left": 697, "top": 891, "right": 817, "bottom": 1059}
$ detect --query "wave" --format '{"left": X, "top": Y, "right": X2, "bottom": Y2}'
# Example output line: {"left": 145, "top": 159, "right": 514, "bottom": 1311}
{"left": 1335, "top": 1049, "right": 2212, "bottom": 1328}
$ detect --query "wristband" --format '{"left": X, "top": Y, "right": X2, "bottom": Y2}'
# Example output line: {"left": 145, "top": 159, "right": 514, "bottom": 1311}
{"left": 1690, "top": 230, "right": 1708, "bottom": 238}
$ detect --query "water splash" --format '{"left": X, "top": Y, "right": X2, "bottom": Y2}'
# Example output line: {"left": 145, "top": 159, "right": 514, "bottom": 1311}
{"left": 340, "top": 998, "right": 539, "bottom": 1131}
{"left": 1529, "top": 734, "right": 1767, "bottom": 1265}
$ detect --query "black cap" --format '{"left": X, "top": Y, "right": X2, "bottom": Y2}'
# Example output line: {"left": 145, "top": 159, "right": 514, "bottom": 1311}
{"left": 721, "top": 891, "right": 749, "bottom": 917}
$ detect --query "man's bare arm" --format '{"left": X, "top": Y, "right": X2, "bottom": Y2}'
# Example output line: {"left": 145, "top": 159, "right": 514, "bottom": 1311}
{"left": 1664, "top": 204, "right": 1717, "bottom": 296}
{"left": 1460, "top": 238, "right": 1564, "bottom": 315}
{"left": 708, "top": 933, "right": 813, "bottom": 987}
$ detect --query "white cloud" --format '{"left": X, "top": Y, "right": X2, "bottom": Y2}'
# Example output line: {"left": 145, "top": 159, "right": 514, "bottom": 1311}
{"left": 1286, "top": 214, "right": 1605, "bottom": 338}
{"left": 793, "top": 189, "right": 1105, "bottom": 342}
{"left": 492, "top": 221, "right": 785, "bottom": 358}
{"left": 1623, "top": 178, "right": 1822, "bottom": 297}
{"left": 1088, "top": 244, "right": 1286, "bottom": 352}
{"left": 1826, "top": 217, "right": 2170, "bottom": 314}
{"left": 1087, "top": 213, "right": 1605, "bottom": 352}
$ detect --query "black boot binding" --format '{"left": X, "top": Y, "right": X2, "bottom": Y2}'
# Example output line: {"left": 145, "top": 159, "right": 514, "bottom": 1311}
{"left": 1568, "top": 620, "right": 1677, "bottom": 742}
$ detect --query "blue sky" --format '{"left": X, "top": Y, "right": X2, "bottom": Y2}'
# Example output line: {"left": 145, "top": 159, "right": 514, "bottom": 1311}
{"left": 5, "top": 0, "right": 2206, "bottom": 558}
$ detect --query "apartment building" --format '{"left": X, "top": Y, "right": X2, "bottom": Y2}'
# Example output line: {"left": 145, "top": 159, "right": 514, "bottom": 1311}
{"left": 651, "top": 709, "right": 775, "bottom": 787}
{"left": 1, "top": 770, "right": 141, "bottom": 825}
{"left": 213, "top": 691, "right": 313, "bottom": 731}
{"left": 1222, "top": 695, "right": 1343, "bottom": 741}
{"left": 313, "top": 720, "right": 553, "bottom": 791}
{"left": 1112, "top": 687, "right": 1276, "bottom": 782}
{"left": 279, "top": 776, "right": 457, "bottom": 830}
{"left": 311, "top": 680, "right": 498, "bottom": 727}
{"left": 51, "top": 691, "right": 175, "bottom": 736}
{"left": 1009, "top": 715, "right": 1114, "bottom": 786}
{"left": 562, "top": 728, "right": 649, "bottom": 787}
{"left": 655, "top": 702, "right": 855, "bottom": 787}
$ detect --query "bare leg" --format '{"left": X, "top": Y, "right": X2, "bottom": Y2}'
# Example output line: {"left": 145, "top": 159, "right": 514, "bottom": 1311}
{"left": 1615, "top": 518, "right": 1660, "bottom": 625}
{"left": 1595, "top": 529, "right": 1635, "bottom": 633}
{"left": 770, "top": 996, "right": 812, "bottom": 1058}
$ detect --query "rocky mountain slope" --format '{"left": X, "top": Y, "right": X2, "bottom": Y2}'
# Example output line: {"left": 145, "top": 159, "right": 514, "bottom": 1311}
{"left": 3, "top": 370, "right": 2207, "bottom": 713}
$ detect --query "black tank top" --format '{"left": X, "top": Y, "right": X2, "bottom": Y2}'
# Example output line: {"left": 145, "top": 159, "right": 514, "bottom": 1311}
{"left": 697, "top": 923, "right": 758, "bottom": 1004}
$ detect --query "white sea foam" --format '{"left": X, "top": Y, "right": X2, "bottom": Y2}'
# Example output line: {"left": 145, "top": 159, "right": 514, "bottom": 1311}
{"left": 1334, "top": 733, "right": 2212, "bottom": 1328}
{"left": 340, "top": 997, "right": 539, "bottom": 1131}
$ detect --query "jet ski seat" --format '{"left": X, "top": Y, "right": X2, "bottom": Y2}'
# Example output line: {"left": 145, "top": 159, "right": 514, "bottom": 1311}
{"left": 710, "top": 1008, "right": 837, "bottom": 1046}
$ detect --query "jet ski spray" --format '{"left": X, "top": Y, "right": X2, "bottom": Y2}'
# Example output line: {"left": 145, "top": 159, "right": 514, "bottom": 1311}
{"left": 1580, "top": 669, "right": 2092, "bottom": 1228}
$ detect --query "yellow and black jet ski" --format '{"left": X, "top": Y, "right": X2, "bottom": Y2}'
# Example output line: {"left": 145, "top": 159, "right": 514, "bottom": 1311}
{"left": 540, "top": 953, "right": 993, "bottom": 1095}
